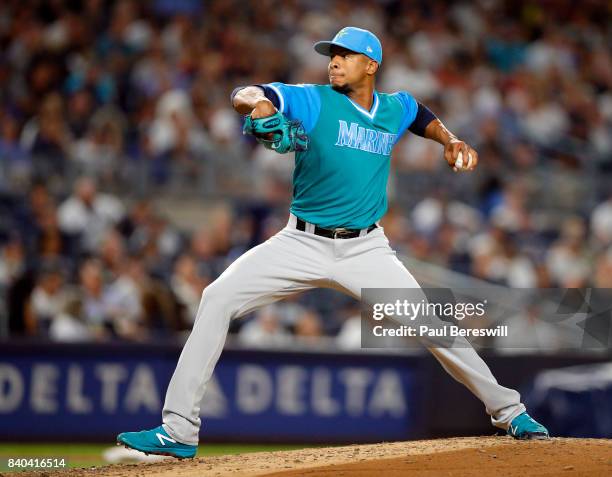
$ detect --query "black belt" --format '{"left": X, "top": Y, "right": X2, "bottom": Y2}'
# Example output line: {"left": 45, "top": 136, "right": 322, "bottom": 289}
{"left": 295, "top": 218, "right": 377, "bottom": 239}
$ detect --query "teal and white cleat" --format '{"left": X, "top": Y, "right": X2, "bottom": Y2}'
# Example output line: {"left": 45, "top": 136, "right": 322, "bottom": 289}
{"left": 117, "top": 425, "right": 197, "bottom": 459}
{"left": 507, "top": 412, "right": 550, "bottom": 440}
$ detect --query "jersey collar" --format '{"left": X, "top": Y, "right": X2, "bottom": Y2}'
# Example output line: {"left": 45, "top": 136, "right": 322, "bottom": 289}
{"left": 344, "top": 91, "right": 379, "bottom": 120}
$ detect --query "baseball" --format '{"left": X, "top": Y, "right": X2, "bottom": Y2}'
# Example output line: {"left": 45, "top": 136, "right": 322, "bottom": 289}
{"left": 455, "top": 151, "right": 473, "bottom": 170}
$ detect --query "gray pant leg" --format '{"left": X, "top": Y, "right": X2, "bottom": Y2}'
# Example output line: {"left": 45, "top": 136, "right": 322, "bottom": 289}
{"left": 331, "top": 229, "right": 524, "bottom": 429}
{"left": 163, "top": 228, "right": 328, "bottom": 444}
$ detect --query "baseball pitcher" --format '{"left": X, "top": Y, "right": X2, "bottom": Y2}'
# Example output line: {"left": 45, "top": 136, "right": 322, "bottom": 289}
{"left": 118, "top": 27, "right": 549, "bottom": 458}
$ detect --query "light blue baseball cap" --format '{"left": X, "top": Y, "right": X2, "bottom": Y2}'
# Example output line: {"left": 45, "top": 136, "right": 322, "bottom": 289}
{"left": 314, "top": 26, "right": 382, "bottom": 63}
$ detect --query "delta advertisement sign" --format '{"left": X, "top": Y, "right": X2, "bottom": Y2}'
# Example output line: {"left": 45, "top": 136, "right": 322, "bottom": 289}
{"left": 0, "top": 345, "right": 425, "bottom": 442}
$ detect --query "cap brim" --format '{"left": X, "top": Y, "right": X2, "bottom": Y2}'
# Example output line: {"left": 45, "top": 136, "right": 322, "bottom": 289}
{"left": 314, "top": 40, "right": 356, "bottom": 57}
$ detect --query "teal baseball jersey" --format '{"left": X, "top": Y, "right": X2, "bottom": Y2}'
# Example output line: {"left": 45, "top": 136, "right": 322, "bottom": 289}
{"left": 264, "top": 83, "right": 418, "bottom": 229}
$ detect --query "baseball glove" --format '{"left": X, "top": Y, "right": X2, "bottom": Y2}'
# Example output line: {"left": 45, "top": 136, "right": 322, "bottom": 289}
{"left": 243, "top": 111, "right": 309, "bottom": 154}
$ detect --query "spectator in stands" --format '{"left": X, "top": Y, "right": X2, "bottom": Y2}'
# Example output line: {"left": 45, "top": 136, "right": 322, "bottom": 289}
{"left": 20, "top": 93, "right": 73, "bottom": 177}
{"left": 171, "top": 253, "right": 210, "bottom": 324}
{"left": 27, "top": 260, "right": 66, "bottom": 336}
{"left": 496, "top": 302, "right": 565, "bottom": 355}
{"left": 490, "top": 182, "right": 532, "bottom": 234}
{"left": 57, "top": 176, "right": 125, "bottom": 252}
{"left": 546, "top": 217, "right": 592, "bottom": 288}
{"left": 71, "top": 106, "right": 128, "bottom": 185}
{"left": 238, "top": 305, "right": 292, "bottom": 348}
{"left": 147, "top": 89, "right": 212, "bottom": 185}
{"left": 14, "top": 182, "right": 54, "bottom": 251}
{"left": 189, "top": 226, "right": 223, "bottom": 278}
{"left": 34, "top": 204, "right": 73, "bottom": 271}
{"left": 2, "top": 235, "right": 34, "bottom": 336}
{"left": 66, "top": 90, "right": 96, "bottom": 139}
{"left": 48, "top": 289, "right": 94, "bottom": 342}
{"left": 593, "top": 247, "right": 612, "bottom": 288}
{"left": 105, "top": 256, "right": 148, "bottom": 341}
{"left": 0, "top": 237, "right": 26, "bottom": 292}
{"left": 591, "top": 194, "right": 612, "bottom": 249}
{"left": 78, "top": 258, "right": 113, "bottom": 337}
{"left": 0, "top": 112, "right": 30, "bottom": 190}
{"left": 335, "top": 304, "right": 362, "bottom": 350}
{"left": 293, "top": 309, "right": 324, "bottom": 345}
{"left": 97, "top": 230, "right": 125, "bottom": 279}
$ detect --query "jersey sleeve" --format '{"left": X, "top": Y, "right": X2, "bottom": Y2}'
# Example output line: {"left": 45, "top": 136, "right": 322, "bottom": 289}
{"left": 395, "top": 91, "right": 419, "bottom": 139}
{"left": 408, "top": 103, "right": 437, "bottom": 137}
{"left": 259, "top": 83, "right": 321, "bottom": 134}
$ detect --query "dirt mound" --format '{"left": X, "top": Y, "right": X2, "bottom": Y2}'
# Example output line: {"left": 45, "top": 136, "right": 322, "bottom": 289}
{"left": 265, "top": 439, "right": 612, "bottom": 477}
{"left": 11, "top": 437, "right": 612, "bottom": 477}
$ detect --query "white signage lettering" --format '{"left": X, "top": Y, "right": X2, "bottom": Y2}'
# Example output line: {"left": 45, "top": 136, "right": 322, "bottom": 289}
{"left": 67, "top": 365, "right": 92, "bottom": 414}
{"left": 339, "top": 368, "right": 373, "bottom": 416}
{"left": 31, "top": 364, "right": 59, "bottom": 413}
{"left": 237, "top": 365, "right": 272, "bottom": 414}
{"left": 0, "top": 364, "right": 24, "bottom": 412}
{"left": 95, "top": 364, "right": 128, "bottom": 413}
{"left": 200, "top": 374, "right": 228, "bottom": 418}
{"left": 311, "top": 367, "right": 339, "bottom": 416}
{"left": 124, "top": 365, "right": 160, "bottom": 412}
{"left": 277, "top": 366, "right": 307, "bottom": 415}
{"left": 369, "top": 370, "right": 406, "bottom": 417}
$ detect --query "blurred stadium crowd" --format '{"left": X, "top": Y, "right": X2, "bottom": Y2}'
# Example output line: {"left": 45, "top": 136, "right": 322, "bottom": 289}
{"left": 0, "top": 0, "right": 610, "bottom": 346}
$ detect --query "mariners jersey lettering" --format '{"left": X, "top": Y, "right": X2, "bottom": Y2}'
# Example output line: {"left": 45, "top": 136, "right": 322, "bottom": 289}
{"left": 335, "top": 120, "right": 396, "bottom": 155}
{"left": 264, "top": 83, "right": 418, "bottom": 229}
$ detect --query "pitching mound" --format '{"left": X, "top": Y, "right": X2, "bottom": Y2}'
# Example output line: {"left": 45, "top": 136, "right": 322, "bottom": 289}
{"left": 12, "top": 437, "right": 612, "bottom": 477}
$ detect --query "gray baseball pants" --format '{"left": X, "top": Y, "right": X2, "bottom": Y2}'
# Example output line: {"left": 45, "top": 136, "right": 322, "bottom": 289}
{"left": 162, "top": 214, "right": 525, "bottom": 444}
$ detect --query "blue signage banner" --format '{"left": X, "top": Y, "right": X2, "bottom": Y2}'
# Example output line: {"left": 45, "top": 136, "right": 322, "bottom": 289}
{"left": 0, "top": 344, "right": 426, "bottom": 443}
{"left": 523, "top": 363, "right": 612, "bottom": 438}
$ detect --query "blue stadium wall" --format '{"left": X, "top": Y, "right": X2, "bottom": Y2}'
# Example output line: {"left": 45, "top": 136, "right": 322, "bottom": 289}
{"left": 0, "top": 343, "right": 610, "bottom": 442}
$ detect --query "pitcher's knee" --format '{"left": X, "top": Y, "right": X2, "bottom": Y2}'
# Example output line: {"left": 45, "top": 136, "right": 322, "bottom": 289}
{"left": 200, "top": 281, "right": 236, "bottom": 313}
